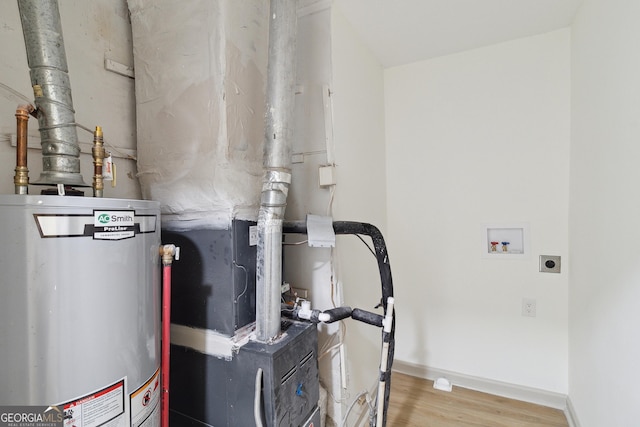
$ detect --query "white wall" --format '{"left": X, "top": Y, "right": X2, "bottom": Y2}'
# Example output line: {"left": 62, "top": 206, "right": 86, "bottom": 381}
{"left": 0, "top": 0, "right": 140, "bottom": 198}
{"left": 331, "top": 5, "right": 388, "bottom": 425}
{"left": 285, "top": 5, "right": 388, "bottom": 425}
{"left": 283, "top": 5, "right": 341, "bottom": 425}
{"left": 569, "top": 0, "right": 640, "bottom": 425}
{"left": 384, "top": 30, "right": 570, "bottom": 394}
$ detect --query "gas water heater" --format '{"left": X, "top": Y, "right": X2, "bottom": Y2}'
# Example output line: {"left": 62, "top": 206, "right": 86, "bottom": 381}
{"left": 0, "top": 195, "right": 162, "bottom": 427}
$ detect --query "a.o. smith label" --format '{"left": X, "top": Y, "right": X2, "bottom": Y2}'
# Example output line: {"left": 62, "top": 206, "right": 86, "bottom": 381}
{"left": 33, "top": 213, "right": 157, "bottom": 240}
{"left": 0, "top": 406, "right": 63, "bottom": 427}
{"left": 93, "top": 211, "right": 135, "bottom": 240}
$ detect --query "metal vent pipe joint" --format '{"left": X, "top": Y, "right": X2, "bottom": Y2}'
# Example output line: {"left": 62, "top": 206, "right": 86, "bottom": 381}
{"left": 256, "top": 170, "right": 291, "bottom": 342}
{"left": 18, "top": 0, "right": 87, "bottom": 187}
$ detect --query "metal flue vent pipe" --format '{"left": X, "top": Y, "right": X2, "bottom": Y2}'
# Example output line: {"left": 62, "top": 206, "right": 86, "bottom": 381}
{"left": 17, "top": 0, "right": 86, "bottom": 187}
{"left": 256, "top": 0, "right": 297, "bottom": 342}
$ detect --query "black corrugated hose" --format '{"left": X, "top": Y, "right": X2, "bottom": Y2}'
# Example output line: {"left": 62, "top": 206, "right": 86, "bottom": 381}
{"left": 283, "top": 221, "right": 395, "bottom": 427}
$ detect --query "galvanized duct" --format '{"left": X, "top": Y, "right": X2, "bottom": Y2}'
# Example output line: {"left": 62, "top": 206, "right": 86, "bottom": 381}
{"left": 255, "top": 0, "right": 297, "bottom": 342}
{"left": 17, "top": 0, "right": 86, "bottom": 187}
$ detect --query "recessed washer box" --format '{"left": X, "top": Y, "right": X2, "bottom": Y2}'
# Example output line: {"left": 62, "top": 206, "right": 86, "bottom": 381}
{"left": 482, "top": 223, "right": 530, "bottom": 259}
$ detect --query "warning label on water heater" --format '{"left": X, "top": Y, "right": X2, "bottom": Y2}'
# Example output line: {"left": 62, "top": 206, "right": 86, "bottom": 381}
{"left": 60, "top": 379, "right": 126, "bottom": 427}
{"left": 93, "top": 211, "right": 135, "bottom": 240}
{"left": 130, "top": 368, "right": 160, "bottom": 427}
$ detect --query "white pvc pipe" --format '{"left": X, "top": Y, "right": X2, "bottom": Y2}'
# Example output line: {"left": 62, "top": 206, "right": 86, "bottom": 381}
{"left": 254, "top": 368, "right": 264, "bottom": 427}
{"left": 376, "top": 297, "right": 394, "bottom": 427}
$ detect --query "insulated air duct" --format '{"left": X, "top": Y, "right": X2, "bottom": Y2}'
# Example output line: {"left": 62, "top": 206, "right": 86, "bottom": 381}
{"left": 255, "top": 0, "right": 298, "bottom": 342}
{"left": 17, "top": 0, "right": 86, "bottom": 187}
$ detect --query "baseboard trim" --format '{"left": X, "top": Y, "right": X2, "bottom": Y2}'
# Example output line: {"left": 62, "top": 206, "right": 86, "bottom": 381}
{"left": 392, "top": 360, "right": 567, "bottom": 410}
{"left": 565, "top": 396, "right": 581, "bottom": 427}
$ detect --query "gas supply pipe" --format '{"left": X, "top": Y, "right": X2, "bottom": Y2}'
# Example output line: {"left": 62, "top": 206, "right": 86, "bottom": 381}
{"left": 92, "top": 126, "right": 105, "bottom": 198}
{"left": 14, "top": 105, "right": 32, "bottom": 194}
{"left": 160, "top": 244, "right": 179, "bottom": 427}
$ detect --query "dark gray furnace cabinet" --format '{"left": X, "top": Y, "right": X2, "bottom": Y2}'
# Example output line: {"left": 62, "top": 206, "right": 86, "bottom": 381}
{"left": 163, "top": 220, "right": 321, "bottom": 427}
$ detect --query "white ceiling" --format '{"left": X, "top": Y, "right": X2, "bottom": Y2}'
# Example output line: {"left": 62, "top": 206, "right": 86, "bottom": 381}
{"left": 333, "top": 0, "right": 583, "bottom": 68}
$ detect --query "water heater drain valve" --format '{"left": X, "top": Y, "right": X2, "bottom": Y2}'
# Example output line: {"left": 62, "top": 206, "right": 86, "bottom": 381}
{"left": 160, "top": 244, "right": 180, "bottom": 266}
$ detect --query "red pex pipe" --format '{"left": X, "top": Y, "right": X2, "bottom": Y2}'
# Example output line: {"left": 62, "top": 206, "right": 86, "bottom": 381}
{"left": 161, "top": 263, "right": 172, "bottom": 427}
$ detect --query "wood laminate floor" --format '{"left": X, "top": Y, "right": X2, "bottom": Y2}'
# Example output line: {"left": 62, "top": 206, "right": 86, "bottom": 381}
{"left": 386, "top": 372, "right": 569, "bottom": 427}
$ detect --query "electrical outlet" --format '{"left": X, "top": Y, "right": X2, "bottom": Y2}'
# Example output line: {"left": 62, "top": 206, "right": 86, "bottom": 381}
{"left": 522, "top": 298, "right": 537, "bottom": 317}
{"left": 290, "top": 287, "right": 308, "bottom": 300}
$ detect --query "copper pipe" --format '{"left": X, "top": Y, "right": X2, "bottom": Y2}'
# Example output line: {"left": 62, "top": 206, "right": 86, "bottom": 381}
{"left": 14, "top": 106, "right": 31, "bottom": 194}
{"left": 92, "top": 126, "right": 105, "bottom": 197}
